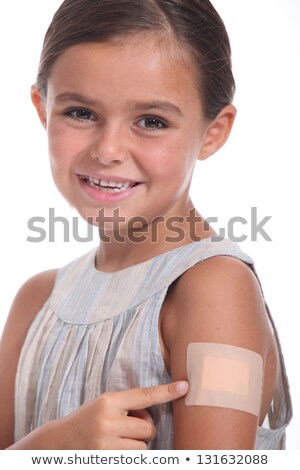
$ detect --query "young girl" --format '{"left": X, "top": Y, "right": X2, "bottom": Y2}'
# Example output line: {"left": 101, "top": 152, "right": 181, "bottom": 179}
{"left": 0, "top": 0, "right": 292, "bottom": 450}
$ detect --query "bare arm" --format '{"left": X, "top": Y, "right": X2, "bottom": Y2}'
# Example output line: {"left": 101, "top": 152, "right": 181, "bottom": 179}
{"left": 161, "top": 256, "right": 278, "bottom": 449}
{"left": 0, "top": 270, "right": 57, "bottom": 448}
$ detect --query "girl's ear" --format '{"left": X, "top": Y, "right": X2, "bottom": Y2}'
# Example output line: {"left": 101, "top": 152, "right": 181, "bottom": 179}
{"left": 198, "top": 105, "right": 237, "bottom": 161}
{"left": 31, "top": 85, "right": 47, "bottom": 128}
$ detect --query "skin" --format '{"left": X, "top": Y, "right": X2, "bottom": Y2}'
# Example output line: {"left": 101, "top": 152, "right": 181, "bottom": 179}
{"left": 32, "top": 36, "right": 233, "bottom": 270}
{"left": 0, "top": 34, "right": 278, "bottom": 449}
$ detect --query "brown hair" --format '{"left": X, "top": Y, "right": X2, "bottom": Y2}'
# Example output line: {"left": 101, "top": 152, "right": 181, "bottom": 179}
{"left": 37, "top": 0, "right": 235, "bottom": 120}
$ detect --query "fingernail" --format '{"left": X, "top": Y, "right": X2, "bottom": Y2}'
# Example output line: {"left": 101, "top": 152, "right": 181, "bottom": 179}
{"left": 175, "top": 381, "right": 189, "bottom": 394}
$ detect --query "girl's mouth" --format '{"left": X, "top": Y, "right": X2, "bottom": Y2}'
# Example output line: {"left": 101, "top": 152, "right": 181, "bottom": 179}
{"left": 79, "top": 175, "right": 140, "bottom": 193}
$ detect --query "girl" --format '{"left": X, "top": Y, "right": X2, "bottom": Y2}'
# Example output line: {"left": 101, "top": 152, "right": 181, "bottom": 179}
{"left": 0, "top": 0, "right": 292, "bottom": 450}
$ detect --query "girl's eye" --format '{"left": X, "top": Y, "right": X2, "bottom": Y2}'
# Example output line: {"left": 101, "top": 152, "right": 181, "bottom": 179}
{"left": 64, "top": 108, "right": 96, "bottom": 122}
{"left": 137, "top": 116, "right": 167, "bottom": 131}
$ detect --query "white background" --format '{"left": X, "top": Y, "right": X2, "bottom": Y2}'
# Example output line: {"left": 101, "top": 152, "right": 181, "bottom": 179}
{"left": 0, "top": 0, "right": 299, "bottom": 449}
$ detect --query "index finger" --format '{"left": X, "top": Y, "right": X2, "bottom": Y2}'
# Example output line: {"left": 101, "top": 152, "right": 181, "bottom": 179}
{"left": 115, "top": 381, "right": 189, "bottom": 413}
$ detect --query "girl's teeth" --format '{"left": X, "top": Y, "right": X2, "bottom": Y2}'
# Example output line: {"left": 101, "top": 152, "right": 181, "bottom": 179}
{"left": 86, "top": 176, "right": 137, "bottom": 192}
{"left": 114, "top": 187, "right": 126, "bottom": 193}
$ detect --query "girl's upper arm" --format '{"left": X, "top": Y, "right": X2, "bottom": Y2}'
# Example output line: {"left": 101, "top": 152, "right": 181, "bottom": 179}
{"left": 0, "top": 269, "right": 57, "bottom": 449}
{"left": 163, "top": 256, "right": 277, "bottom": 450}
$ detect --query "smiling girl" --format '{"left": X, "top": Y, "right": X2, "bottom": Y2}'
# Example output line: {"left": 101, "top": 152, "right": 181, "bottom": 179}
{"left": 0, "top": 0, "right": 292, "bottom": 450}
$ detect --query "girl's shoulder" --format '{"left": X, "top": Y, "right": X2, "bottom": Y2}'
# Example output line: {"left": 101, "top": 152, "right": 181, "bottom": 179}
{"left": 6, "top": 269, "right": 58, "bottom": 337}
{"left": 161, "top": 254, "right": 269, "bottom": 352}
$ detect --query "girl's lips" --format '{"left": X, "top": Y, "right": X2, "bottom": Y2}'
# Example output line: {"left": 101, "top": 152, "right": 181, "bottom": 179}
{"left": 78, "top": 176, "right": 143, "bottom": 204}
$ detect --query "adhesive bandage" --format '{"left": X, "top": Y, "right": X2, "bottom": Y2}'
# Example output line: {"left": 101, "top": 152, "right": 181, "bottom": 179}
{"left": 185, "top": 343, "right": 263, "bottom": 416}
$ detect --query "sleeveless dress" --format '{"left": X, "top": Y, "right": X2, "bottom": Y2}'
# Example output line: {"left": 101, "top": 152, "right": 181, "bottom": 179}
{"left": 14, "top": 237, "right": 292, "bottom": 449}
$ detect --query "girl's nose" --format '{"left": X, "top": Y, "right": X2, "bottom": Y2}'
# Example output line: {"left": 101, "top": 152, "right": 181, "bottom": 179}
{"left": 91, "top": 123, "right": 129, "bottom": 166}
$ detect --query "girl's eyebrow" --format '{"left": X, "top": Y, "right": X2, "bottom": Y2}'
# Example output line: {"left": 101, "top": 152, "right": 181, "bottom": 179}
{"left": 55, "top": 92, "right": 183, "bottom": 117}
{"left": 55, "top": 92, "right": 98, "bottom": 107}
{"left": 130, "top": 101, "right": 183, "bottom": 117}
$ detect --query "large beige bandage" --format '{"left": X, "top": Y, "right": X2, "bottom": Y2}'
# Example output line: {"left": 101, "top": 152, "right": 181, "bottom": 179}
{"left": 185, "top": 343, "right": 263, "bottom": 416}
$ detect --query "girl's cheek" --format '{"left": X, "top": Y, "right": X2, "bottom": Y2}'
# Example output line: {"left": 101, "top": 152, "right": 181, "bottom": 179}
{"left": 141, "top": 138, "right": 181, "bottom": 168}
{"left": 48, "top": 128, "right": 82, "bottom": 161}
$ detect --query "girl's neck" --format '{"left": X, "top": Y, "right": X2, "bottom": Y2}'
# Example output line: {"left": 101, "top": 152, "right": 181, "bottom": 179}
{"left": 95, "top": 206, "right": 218, "bottom": 273}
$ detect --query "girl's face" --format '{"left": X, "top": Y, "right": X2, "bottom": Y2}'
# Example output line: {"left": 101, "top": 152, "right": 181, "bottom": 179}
{"left": 36, "top": 36, "right": 225, "bottom": 229}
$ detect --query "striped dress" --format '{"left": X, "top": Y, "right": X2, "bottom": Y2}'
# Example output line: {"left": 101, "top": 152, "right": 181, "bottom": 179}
{"left": 14, "top": 237, "right": 292, "bottom": 449}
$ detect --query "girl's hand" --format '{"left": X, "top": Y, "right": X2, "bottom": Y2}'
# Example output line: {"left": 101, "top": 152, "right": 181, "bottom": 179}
{"left": 9, "top": 381, "right": 188, "bottom": 450}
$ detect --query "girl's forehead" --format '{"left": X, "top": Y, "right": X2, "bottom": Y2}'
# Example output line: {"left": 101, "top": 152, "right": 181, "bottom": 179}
{"left": 47, "top": 37, "right": 203, "bottom": 114}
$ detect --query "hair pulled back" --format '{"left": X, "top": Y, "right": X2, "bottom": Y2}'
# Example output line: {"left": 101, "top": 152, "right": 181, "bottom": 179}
{"left": 37, "top": 0, "right": 235, "bottom": 120}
